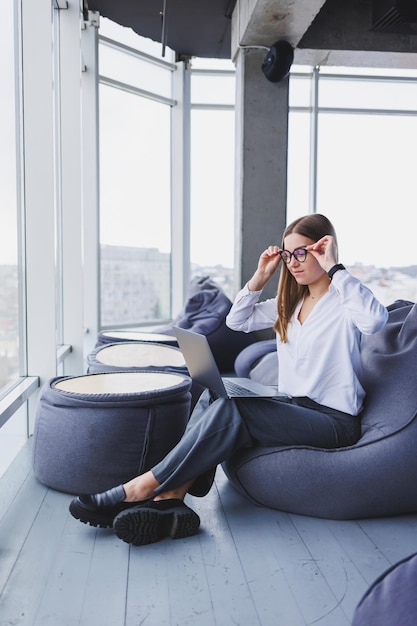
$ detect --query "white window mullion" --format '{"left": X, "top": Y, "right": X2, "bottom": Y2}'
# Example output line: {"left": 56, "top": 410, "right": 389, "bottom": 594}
{"left": 171, "top": 60, "right": 191, "bottom": 314}
{"left": 81, "top": 12, "right": 100, "bottom": 361}
{"left": 309, "top": 66, "right": 319, "bottom": 214}
{"left": 21, "top": 0, "right": 57, "bottom": 430}
{"left": 59, "top": 0, "right": 84, "bottom": 374}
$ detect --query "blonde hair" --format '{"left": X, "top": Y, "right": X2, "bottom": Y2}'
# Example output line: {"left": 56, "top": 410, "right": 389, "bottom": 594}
{"left": 274, "top": 214, "right": 338, "bottom": 342}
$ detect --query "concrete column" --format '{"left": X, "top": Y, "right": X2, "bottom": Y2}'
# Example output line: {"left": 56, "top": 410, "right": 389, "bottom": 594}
{"left": 234, "top": 48, "right": 289, "bottom": 300}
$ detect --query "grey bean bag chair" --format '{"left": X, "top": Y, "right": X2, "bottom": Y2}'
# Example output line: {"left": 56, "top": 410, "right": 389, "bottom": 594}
{"left": 234, "top": 339, "right": 278, "bottom": 385}
{"left": 223, "top": 300, "right": 417, "bottom": 519}
{"left": 158, "top": 276, "right": 256, "bottom": 373}
{"left": 352, "top": 551, "right": 417, "bottom": 626}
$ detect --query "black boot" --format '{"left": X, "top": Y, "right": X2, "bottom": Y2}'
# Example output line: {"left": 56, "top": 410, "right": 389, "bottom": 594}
{"left": 69, "top": 485, "right": 146, "bottom": 528}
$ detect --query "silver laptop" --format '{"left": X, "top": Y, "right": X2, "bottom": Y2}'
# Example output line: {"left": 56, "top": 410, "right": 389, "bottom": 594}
{"left": 173, "top": 326, "right": 291, "bottom": 400}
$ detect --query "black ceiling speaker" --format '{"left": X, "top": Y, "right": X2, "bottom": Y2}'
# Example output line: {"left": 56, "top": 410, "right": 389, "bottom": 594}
{"left": 261, "top": 40, "right": 294, "bottom": 83}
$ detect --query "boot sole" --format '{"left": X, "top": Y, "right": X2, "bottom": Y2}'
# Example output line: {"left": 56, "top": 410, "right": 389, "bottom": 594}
{"left": 114, "top": 505, "right": 200, "bottom": 545}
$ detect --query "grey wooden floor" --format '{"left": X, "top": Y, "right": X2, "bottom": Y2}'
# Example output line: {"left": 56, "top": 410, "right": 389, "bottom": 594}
{"left": 1, "top": 441, "right": 417, "bottom": 626}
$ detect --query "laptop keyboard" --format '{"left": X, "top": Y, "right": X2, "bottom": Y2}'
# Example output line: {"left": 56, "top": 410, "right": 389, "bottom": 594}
{"left": 223, "top": 380, "right": 257, "bottom": 397}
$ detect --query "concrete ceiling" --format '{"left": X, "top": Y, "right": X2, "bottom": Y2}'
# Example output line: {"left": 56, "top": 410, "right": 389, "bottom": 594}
{"left": 233, "top": 0, "right": 417, "bottom": 68}
{"left": 85, "top": 0, "right": 237, "bottom": 59}
{"left": 86, "top": 0, "right": 417, "bottom": 68}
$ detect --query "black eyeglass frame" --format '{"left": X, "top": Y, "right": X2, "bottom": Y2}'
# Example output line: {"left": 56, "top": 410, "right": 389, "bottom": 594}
{"left": 279, "top": 246, "right": 308, "bottom": 264}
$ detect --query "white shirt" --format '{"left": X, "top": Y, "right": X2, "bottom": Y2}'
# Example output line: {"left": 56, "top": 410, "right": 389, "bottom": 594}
{"left": 226, "top": 270, "right": 388, "bottom": 415}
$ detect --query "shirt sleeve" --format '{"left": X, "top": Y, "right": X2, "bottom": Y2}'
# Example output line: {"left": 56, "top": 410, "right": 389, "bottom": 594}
{"left": 226, "top": 284, "right": 277, "bottom": 333}
{"left": 331, "top": 269, "right": 388, "bottom": 334}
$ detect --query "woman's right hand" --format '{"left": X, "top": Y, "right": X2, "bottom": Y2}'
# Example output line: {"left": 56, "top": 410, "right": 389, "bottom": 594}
{"left": 248, "top": 245, "right": 282, "bottom": 291}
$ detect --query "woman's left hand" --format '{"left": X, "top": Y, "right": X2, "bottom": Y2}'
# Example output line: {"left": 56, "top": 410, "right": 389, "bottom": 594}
{"left": 306, "top": 235, "right": 338, "bottom": 272}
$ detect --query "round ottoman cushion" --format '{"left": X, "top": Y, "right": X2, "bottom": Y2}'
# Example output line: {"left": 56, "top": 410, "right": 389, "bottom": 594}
{"left": 32, "top": 371, "right": 191, "bottom": 495}
{"left": 157, "top": 276, "right": 256, "bottom": 373}
{"left": 352, "top": 552, "right": 417, "bottom": 625}
{"left": 96, "top": 330, "right": 178, "bottom": 348}
{"left": 87, "top": 341, "right": 187, "bottom": 375}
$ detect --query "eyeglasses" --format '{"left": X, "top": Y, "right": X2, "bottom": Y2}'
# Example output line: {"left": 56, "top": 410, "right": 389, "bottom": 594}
{"left": 279, "top": 247, "right": 308, "bottom": 264}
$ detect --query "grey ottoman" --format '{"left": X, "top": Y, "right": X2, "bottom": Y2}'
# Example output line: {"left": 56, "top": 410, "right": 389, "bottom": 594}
{"left": 32, "top": 371, "right": 191, "bottom": 495}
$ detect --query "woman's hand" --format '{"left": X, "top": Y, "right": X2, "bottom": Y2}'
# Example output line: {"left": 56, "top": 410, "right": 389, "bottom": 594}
{"left": 306, "top": 235, "right": 338, "bottom": 272}
{"left": 248, "top": 245, "right": 282, "bottom": 291}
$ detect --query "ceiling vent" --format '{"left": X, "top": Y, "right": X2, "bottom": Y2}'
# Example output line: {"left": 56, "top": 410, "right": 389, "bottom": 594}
{"left": 371, "top": 0, "right": 417, "bottom": 33}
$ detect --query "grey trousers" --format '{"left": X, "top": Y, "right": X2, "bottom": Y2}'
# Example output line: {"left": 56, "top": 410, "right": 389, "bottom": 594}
{"left": 152, "top": 389, "right": 361, "bottom": 497}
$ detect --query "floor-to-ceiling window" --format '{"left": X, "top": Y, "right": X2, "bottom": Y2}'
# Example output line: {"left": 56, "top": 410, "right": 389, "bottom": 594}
{"left": 0, "top": 0, "right": 21, "bottom": 396}
{"left": 0, "top": 0, "right": 27, "bottom": 476}
{"left": 98, "top": 20, "right": 174, "bottom": 328}
{"left": 190, "top": 58, "right": 236, "bottom": 300}
{"left": 1, "top": 0, "right": 83, "bottom": 477}
{"left": 288, "top": 66, "right": 417, "bottom": 305}
{"left": 98, "top": 19, "right": 237, "bottom": 326}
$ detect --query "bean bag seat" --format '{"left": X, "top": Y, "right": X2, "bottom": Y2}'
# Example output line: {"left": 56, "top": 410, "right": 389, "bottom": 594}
{"left": 158, "top": 276, "right": 256, "bottom": 373}
{"left": 223, "top": 300, "right": 417, "bottom": 519}
{"left": 234, "top": 339, "right": 277, "bottom": 385}
{"left": 352, "top": 552, "right": 417, "bottom": 626}
{"left": 87, "top": 341, "right": 204, "bottom": 410}
{"left": 32, "top": 371, "right": 191, "bottom": 495}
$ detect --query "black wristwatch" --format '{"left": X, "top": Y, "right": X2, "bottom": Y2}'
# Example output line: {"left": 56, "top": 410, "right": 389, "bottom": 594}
{"left": 328, "top": 264, "right": 345, "bottom": 280}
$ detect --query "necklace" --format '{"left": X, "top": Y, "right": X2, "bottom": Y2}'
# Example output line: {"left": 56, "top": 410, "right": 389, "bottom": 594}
{"left": 308, "top": 288, "right": 328, "bottom": 301}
